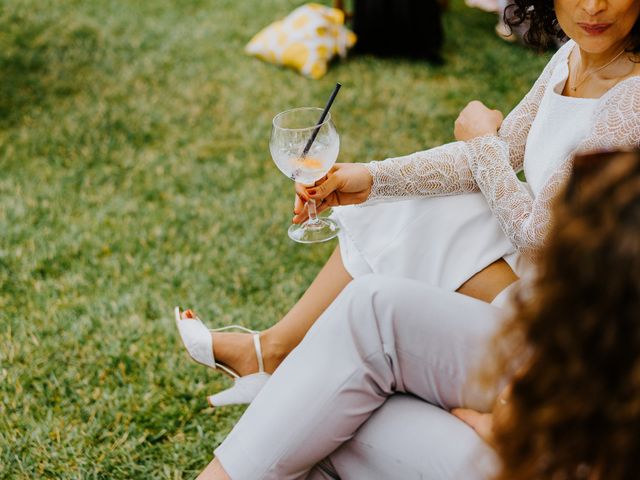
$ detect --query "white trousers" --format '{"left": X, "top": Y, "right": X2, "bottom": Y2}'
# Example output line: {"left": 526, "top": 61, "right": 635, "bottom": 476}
{"left": 215, "top": 275, "right": 506, "bottom": 479}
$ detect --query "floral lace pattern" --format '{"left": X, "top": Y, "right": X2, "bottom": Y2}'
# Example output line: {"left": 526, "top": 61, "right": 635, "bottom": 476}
{"left": 467, "top": 78, "right": 640, "bottom": 259}
{"left": 363, "top": 42, "right": 640, "bottom": 259}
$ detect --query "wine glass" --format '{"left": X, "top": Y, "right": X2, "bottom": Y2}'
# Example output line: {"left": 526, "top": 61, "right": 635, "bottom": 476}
{"left": 270, "top": 107, "right": 341, "bottom": 243}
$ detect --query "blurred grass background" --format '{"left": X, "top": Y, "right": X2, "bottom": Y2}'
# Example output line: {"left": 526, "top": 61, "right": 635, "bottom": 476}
{"left": 0, "top": 0, "right": 551, "bottom": 477}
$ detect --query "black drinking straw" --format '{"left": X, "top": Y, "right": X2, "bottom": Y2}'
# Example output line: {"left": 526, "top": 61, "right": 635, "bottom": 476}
{"left": 301, "top": 82, "right": 342, "bottom": 158}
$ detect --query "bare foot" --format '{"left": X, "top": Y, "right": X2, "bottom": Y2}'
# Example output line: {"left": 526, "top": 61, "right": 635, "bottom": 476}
{"left": 180, "top": 309, "right": 284, "bottom": 376}
{"left": 211, "top": 331, "right": 288, "bottom": 376}
{"left": 209, "top": 331, "right": 259, "bottom": 376}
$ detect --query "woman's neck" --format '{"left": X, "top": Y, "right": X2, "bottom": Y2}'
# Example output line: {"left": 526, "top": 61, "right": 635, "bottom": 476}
{"left": 576, "top": 40, "right": 629, "bottom": 72}
{"left": 565, "top": 40, "right": 637, "bottom": 97}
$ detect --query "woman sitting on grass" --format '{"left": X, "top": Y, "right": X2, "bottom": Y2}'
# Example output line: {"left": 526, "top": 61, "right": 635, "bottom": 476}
{"left": 176, "top": 0, "right": 640, "bottom": 408}
{"left": 195, "top": 149, "right": 640, "bottom": 478}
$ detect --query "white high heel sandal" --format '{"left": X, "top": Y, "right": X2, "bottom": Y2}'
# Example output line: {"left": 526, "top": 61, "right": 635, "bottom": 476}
{"left": 174, "top": 307, "right": 271, "bottom": 407}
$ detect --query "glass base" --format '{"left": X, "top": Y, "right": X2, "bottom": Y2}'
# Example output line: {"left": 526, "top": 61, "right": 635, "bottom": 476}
{"left": 288, "top": 218, "right": 340, "bottom": 244}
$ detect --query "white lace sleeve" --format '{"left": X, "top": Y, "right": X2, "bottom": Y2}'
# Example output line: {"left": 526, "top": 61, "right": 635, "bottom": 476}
{"left": 467, "top": 77, "right": 640, "bottom": 260}
{"left": 362, "top": 42, "right": 573, "bottom": 204}
{"left": 363, "top": 141, "right": 478, "bottom": 201}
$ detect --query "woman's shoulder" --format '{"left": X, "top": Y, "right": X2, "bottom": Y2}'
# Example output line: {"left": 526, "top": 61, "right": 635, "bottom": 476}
{"left": 547, "top": 40, "right": 575, "bottom": 67}
{"left": 598, "top": 75, "right": 640, "bottom": 107}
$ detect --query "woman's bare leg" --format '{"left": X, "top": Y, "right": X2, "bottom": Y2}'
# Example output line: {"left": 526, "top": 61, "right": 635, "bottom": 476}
{"left": 456, "top": 258, "right": 518, "bottom": 303}
{"left": 196, "top": 458, "right": 230, "bottom": 480}
{"left": 261, "top": 246, "right": 354, "bottom": 364}
{"left": 210, "top": 246, "right": 353, "bottom": 375}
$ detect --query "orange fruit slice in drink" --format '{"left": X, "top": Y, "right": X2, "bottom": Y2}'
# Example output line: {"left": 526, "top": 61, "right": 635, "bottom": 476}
{"left": 296, "top": 157, "right": 322, "bottom": 169}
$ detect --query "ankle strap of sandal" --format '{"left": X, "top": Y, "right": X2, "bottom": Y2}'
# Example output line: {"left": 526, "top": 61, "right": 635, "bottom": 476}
{"left": 253, "top": 334, "right": 265, "bottom": 373}
{"left": 210, "top": 324, "right": 257, "bottom": 334}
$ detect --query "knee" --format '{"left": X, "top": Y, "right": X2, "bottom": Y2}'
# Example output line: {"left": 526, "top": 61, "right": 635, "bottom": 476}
{"left": 340, "top": 274, "right": 403, "bottom": 319}
{"left": 346, "top": 274, "right": 395, "bottom": 298}
{"left": 346, "top": 274, "right": 413, "bottom": 307}
{"left": 343, "top": 275, "right": 456, "bottom": 327}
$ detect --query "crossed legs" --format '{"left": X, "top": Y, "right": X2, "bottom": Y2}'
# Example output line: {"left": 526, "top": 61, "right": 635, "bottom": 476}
{"left": 203, "top": 274, "right": 506, "bottom": 479}
{"left": 198, "top": 396, "right": 497, "bottom": 480}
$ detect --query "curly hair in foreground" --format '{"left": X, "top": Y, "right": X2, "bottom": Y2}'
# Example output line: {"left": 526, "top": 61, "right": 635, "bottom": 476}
{"left": 493, "top": 150, "right": 640, "bottom": 480}
{"left": 504, "top": 0, "right": 640, "bottom": 51}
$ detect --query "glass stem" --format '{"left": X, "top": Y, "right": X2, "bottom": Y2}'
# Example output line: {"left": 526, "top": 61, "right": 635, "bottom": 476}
{"left": 306, "top": 198, "right": 321, "bottom": 226}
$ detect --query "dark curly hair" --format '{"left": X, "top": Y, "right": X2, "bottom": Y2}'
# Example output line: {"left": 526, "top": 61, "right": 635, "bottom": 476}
{"left": 505, "top": 0, "right": 640, "bottom": 52}
{"left": 493, "top": 150, "right": 640, "bottom": 480}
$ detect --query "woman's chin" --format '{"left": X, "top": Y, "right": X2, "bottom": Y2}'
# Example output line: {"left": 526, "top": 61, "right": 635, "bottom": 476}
{"left": 568, "top": 24, "right": 633, "bottom": 55}
{"left": 572, "top": 33, "right": 624, "bottom": 54}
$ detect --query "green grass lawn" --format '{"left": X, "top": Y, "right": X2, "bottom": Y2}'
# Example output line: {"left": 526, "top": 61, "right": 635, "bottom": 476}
{"left": 0, "top": 0, "right": 551, "bottom": 477}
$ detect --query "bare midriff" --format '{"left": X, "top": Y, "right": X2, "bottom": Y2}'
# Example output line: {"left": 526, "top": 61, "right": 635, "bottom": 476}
{"left": 456, "top": 258, "right": 518, "bottom": 303}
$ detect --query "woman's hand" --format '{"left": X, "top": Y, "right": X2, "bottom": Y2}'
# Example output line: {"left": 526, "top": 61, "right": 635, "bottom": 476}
{"left": 293, "top": 163, "right": 373, "bottom": 224}
{"left": 451, "top": 384, "right": 512, "bottom": 447}
{"left": 451, "top": 409, "right": 495, "bottom": 446}
{"left": 454, "top": 101, "right": 504, "bottom": 142}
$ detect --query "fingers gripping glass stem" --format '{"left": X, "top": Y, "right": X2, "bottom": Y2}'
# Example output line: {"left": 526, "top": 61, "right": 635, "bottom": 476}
{"left": 306, "top": 198, "right": 321, "bottom": 226}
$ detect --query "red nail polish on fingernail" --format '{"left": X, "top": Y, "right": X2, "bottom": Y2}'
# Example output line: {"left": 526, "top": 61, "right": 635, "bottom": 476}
{"left": 308, "top": 189, "right": 316, "bottom": 195}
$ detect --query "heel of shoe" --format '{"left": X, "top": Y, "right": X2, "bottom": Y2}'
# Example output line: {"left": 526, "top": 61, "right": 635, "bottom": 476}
{"left": 207, "top": 372, "right": 271, "bottom": 407}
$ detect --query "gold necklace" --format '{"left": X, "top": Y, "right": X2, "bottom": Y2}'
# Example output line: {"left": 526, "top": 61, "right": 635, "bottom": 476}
{"left": 571, "top": 49, "right": 627, "bottom": 92}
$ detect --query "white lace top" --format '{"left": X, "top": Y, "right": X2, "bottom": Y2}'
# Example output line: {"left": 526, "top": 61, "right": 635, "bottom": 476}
{"left": 363, "top": 40, "right": 640, "bottom": 260}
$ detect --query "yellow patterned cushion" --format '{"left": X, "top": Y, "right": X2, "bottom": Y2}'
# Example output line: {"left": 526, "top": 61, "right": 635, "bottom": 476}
{"left": 245, "top": 3, "right": 357, "bottom": 80}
